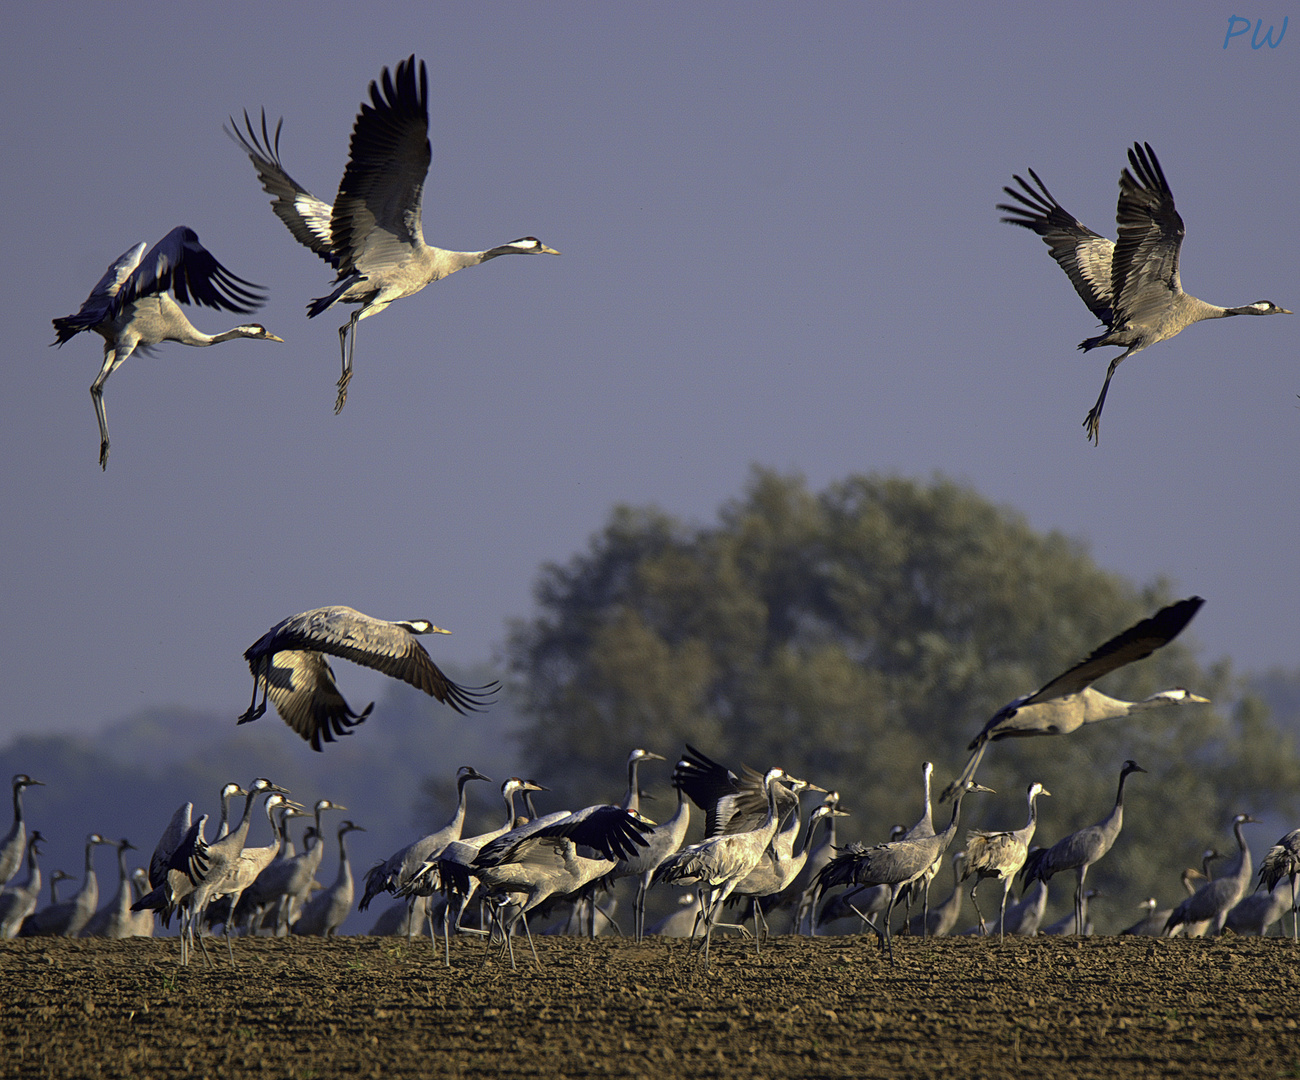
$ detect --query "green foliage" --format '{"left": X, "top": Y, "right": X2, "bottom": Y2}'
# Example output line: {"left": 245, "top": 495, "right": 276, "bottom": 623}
{"left": 508, "top": 467, "right": 1300, "bottom": 929}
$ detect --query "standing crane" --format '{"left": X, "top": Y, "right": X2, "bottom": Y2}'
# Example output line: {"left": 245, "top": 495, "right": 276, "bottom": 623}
{"left": 1257, "top": 828, "right": 1300, "bottom": 939}
{"left": 941, "top": 597, "right": 1205, "bottom": 800}
{"left": 792, "top": 792, "right": 845, "bottom": 935}
{"left": 239, "top": 798, "right": 346, "bottom": 935}
{"left": 1, "top": 775, "right": 43, "bottom": 887}
{"left": 239, "top": 607, "right": 497, "bottom": 749}
{"left": 962, "top": 782, "right": 1050, "bottom": 939}
{"left": 653, "top": 767, "right": 795, "bottom": 971}
{"left": 1164, "top": 814, "right": 1261, "bottom": 936}
{"left": 1021, "top": 760, "right": 1146, "bottom": 934}
{"left": 293, "top": 820, "right": 365, "bottom": 936}
{"left": 999, "top": 141, "right": 1291, "bottom": 443}
{"left": 19, "top": 833, "right": 113, "bottom": 937}
{"left": 51, "top": 227, "right": 283, "bottom": 468}
{"left": 228, "top": 56, "right": 559, "bottom": 413}
{"left": 816, "top": 782, "right": 992, "bottom": 963}
{"left": 467, "top": 801, "right": 652, "bottom": 968}
{"left": 620, "top": 748, "right": 667, "bottom": 816}
{"left": 81, "top": 838, "right": 141, "bottom": 938}
{"left": 359, "top": 765, "right": 492, "bottom": 915}
{"left": 0, "top": 831, "right": 45, "bottom": 937}
{"left": 608, "top": 767, "right": 690, "bottom": 942}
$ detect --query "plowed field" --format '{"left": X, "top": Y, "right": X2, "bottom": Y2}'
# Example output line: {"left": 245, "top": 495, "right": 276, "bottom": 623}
{"left": 2, "top": 934, "right": 1298, "bottom": 1078}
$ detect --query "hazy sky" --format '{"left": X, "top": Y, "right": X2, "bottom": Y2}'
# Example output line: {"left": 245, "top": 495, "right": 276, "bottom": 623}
{"left": 2, "top": 2, "right": 1296, "bottom": 748}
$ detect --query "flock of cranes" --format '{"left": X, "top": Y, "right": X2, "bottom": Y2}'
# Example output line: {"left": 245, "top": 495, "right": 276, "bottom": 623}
{"left": 26, "top": 53, "right": 1298, "bottom": 977}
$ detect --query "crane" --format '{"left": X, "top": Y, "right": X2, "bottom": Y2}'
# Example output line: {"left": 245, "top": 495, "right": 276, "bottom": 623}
{"left": 607, "top": 765, "right": 690, "bottom": 942}
{"left": 962, "top": 782, "right": 1050, "bottom": 939}
{"left": 359, "top": 765, "right": 492, "bottom": 916}
{"left": 1164, "top": 814, "right": 1260, "bottom": 936}
{"left": 238, "top": 798, "right": 345, "bottom": 934}
{"left": 1122, "top": 867, "right": 1210, "bottom": 935}
{"left": 792, "top": 792, "right": 845, "bottom": 935}
{"left": 468, "top": 801, "right": 652, "bottom": 968}
{"left": 620, "top": 748, "right": 667, "bottom": 815}
{"left": 203, "top": 791, "right": 300, "bottom": 963}
{"left": 941, "top": 597, "right": 1205, "bottom": 800}
{"left": 1021, "top": 759, "right": 1146, "bottom": 934}
{"left": 403, "top": 777, "right": 547, "bottom": 962}
{"left": 816, "top": 782, "right": 992, "bottom": 962}
{"left": 0, "top": 831, "right": 45, "bottom": 937}
{"left": 1, "top": 775, "right": 43, "bottom": 887}
{"left": 292, "top": 820, "right": 365, "bottom": 936}
{"left": 238, "top": 607, "right": 496, "bottom": 748}
{"left": 81, "top": 838, "right": 140, "bottom": 938}
{"left": 999, "top": 141, "right": 1291, "bottom": 443}
{"left": 238, "top": 607, "right": 497, "bottom": 749}
{"left": 51, "top": 227, "right": 283, "bottom": 468}
{"left": 999, "top": 877, "right": 1049, "bottom": 937}
{"left": 1256, "top": 828, "right": 1300, "bottom": 939}
{"left": 228, "top": 56, "right": 559, "bottom": 413}
{"left": 898, "top": 762, "right": 938, "bottom": 932}
{"left": 19, "top": 833, "right": 113, "bottom": 937}
{"left": 653, "top": 767, "right": 795, "bottom": 971}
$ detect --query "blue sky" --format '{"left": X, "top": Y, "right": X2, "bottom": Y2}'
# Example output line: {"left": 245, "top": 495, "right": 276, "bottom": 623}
{"left": 1, "top": 1, "right": 1295, "bottom": 746}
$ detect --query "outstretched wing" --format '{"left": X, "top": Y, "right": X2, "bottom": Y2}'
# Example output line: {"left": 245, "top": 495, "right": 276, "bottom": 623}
{"left": 115, "top": 226, "right": 266, "bottom": 314}
{"left": 1110, "top": 142, "right": 1186, "bottom": 326}
{"left": 999, "top": 167, "right": 1115, "bottom": 325}
{"left": 227, "top": 110, "right": 339, "bottom": 268}
{"left": 331, "top": 55, "right": 431, "bottom": 278}
{"left": 1019, "top": 596, "right": 1204, "bottom": 707}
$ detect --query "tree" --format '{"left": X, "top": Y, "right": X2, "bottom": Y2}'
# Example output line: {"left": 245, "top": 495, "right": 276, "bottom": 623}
{"left": 508, "top": 468, "right": 1300, "bottom": 928}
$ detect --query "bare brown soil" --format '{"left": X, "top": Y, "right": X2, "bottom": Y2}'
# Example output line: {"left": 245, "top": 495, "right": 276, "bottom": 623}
{"left": 2, "top": 935, "right": 1299, "bottom": 1079}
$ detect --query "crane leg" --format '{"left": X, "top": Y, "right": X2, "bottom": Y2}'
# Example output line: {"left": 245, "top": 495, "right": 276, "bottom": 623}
{"left": 335, "top": 314, "right": 359, "bottom": 414}
{"left": 970, "top": 883, "right": 987, "bottom": 935}
{"left": 1083, "top": 349, "right": 1132, "bottom": 445}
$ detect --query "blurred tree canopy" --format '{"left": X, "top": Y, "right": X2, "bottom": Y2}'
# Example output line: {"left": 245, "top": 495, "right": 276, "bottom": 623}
{"left": 507, "top": 468, "right": 1300, "bottom": 928}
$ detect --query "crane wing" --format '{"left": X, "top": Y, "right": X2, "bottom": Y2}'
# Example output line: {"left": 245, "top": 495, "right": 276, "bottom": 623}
{"left": 227, "top": 110, "right": 339, "bottom": 268}
{"left": 114, "top": 226, "right": 266, "bottom": 314}
{"left": 247, "top": 607, "right": 498, "bottom": 717}
{"left": 251, "top": 648, "right": 374, "bottom": 752}
{"left": 1110, "top": 142, "right": 1186, "bottom": 327}
{"left": 1017, "top": 596, "right": 1204, "bottom": 706}
{"left": 50, "top": 240, "right": 147, "bottom": 343}
{"left": 999, "top": 168, "right": 1115, "bottom": 325}
{"left": 331, "top": 55, "right": 431, "bottom": 278}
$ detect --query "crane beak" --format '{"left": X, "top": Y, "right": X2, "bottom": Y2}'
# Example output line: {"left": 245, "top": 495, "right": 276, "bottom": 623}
{"left": 540, "top": 244, "right": 560, "bottom": 255}
{"left": 266, "top": 333, "right": 285, "bottom": 343}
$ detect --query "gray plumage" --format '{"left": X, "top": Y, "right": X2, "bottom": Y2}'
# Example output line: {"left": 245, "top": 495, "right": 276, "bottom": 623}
{"left": 1000, "top": 878, "right": 1049, "bottom": 937}
{"left": 1225, "top": 882, "right": 1291, "bottom": 937}
{"left": 359, "top": 765, "right": 492, "bottom": 909}
{"left": 963, "top": 782, "right": 1050, "bottom": 939}
{"left": 51, "top": 227, "right": 282, "bottom": 469}
{"left": 731, "top": 803, "right": 844, "bottom": 939}
{"left": 1164, "top": 814, "right": 1260, "bottom": 936}
{"left": 471, "top": 802, "right": 652, "bottom": 968}
{"left": 81, "top": 838, "right": 141, "bottom": 939}
{"left": 1000, "top": 142, "right": 1291, "bottom": 444}
{"left": 293, "top": 820, "right": 365, "bottom": 936}
{"left": 942, "top": 597, "right": 1205, "bottom": 800}
{"left": 792, "top": 792, "right": 844, "bottom": 935}
{"left": 239, "top": 798, "right": 345, "bottom": 934}
{"left": 619, "top": 749, "right": 666, "bottom": 816}
{"left": 239, "top": 607, "right": 497, "bottom": 750}
{"left": 654, "top": 767, "right": 794, "bottom": 971}
{"left": 0, "top": 775, "right": 43, "bottom": 887}
{"left": 1256, "top": 828, "right": 1300, "bottom": 939}
{"left": 228, "top": 56, "right": 559, "bottom": 413}
{"left": 1022, "top": 760, "right": 1145, "bottom": 935}
{"left": 817, "top": 781, "right": 991, "bottom": 962}
{"left": 0, "top": 831, "right": 44, "bottom": 937}
{"left": 608, "top": 773, "right": 690, "bottom": 942}
{"left": 19, "top": 833, "right": 112, "bottom": 937}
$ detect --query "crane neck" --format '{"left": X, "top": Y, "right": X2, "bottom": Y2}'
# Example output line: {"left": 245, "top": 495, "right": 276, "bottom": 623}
{"left": 11, "top": 783, "right": 24, "bottom": 825}
{"left": 82, "top": 839, "right": 98, "bottom": 876}
{"left": 117, "top": 845, "right": 131, "bottom": 881}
